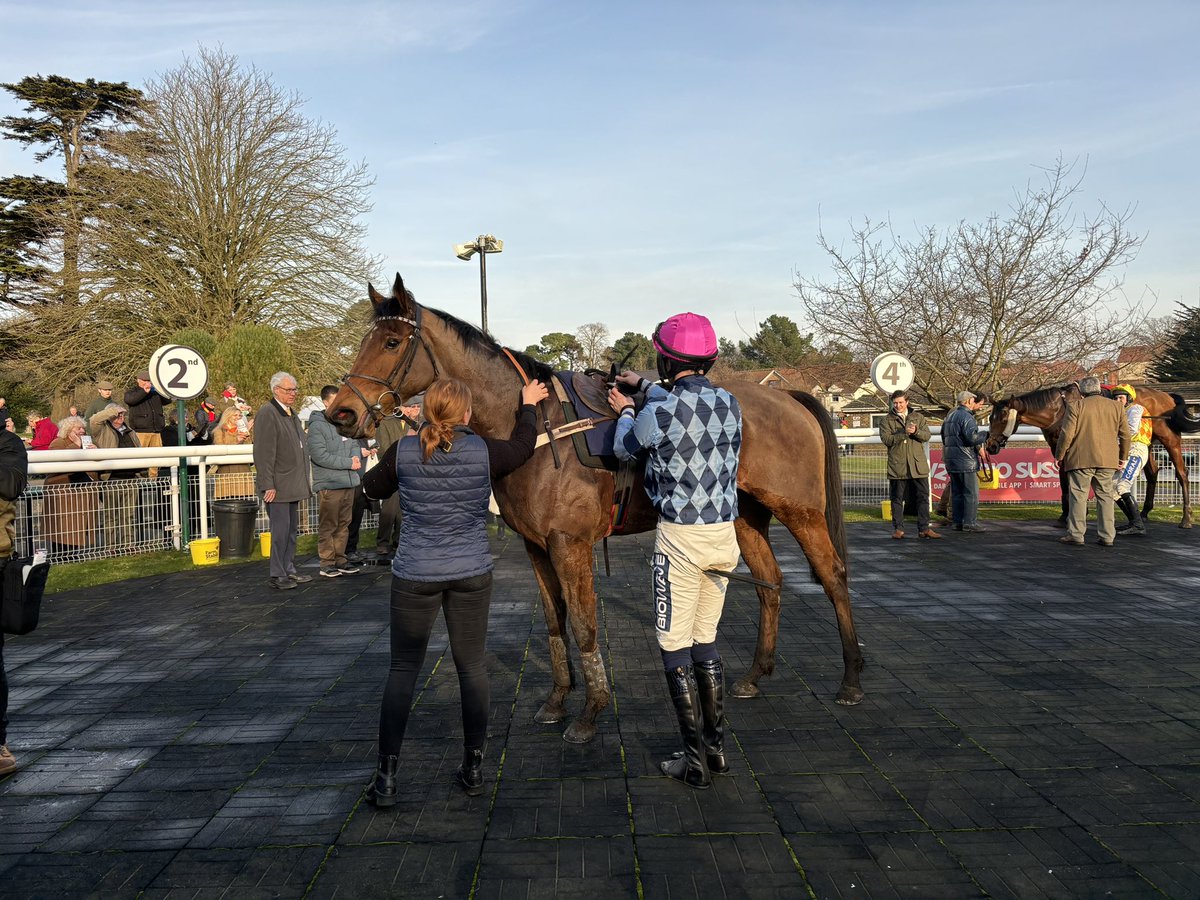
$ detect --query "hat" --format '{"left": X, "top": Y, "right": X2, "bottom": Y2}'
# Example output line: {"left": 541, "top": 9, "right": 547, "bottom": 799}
{"left": 97, "top": 380, "right": 114, "bottom": 391}
{"left": 137, "top": 370, "right": 151, "bottom": 381}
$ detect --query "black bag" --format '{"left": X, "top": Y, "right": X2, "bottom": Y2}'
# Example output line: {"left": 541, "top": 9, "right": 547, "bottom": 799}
{"left": 2, "top": 555, "right": 50, "bottom": 635}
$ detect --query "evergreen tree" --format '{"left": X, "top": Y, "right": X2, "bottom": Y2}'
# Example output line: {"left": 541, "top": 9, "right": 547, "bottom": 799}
{"left": 1151, "top": 302, "right": 1200, "bottom": 382}
{"left": 739, "top": 315, "right": 815, "bottom": 368}
{"left": 611, "top": 331, "right": 656, "bottom": 370}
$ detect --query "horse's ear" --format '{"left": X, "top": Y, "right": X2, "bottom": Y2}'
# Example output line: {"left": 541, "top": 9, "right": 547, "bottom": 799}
{"left": 367, "top": 282, "right": 387, "bottom": 309}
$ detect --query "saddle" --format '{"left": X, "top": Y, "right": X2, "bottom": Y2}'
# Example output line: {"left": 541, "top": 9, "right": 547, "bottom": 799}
{"left": 569, "top": 370, "right": 618, "bottom": 419}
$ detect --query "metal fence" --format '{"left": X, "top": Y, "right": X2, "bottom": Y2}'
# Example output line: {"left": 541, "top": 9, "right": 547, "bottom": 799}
{"left": 15, "top": 429, "right": 1198, "bottom": 565}
{"left": 17, "top": 445, "right": 379, "bottom": 565}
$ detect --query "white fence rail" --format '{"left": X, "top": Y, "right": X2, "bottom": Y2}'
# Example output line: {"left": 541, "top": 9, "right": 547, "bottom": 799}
{"left": 13, "top": 428, "right": 1197, "bottom": 565}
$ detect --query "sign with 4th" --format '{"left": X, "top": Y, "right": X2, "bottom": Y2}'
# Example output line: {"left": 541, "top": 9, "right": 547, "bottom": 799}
{"left": 148, "top": 344, "right": 210, "bottom": 401}
{"left": 869, "top": 352, "right": 914, "bottom": 394}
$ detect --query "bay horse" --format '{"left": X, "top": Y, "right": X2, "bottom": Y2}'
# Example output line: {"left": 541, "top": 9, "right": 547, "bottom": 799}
{"left": 984, "top": 383, "right": 1198, "bottom": 527}
{"left": 331, "top": 274, "right": 864, "bottom": 744}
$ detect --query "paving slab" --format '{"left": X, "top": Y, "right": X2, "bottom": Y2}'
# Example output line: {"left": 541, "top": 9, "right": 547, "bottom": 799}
{"left": 1, "top": 518, "right": 1198, "bottom": 897}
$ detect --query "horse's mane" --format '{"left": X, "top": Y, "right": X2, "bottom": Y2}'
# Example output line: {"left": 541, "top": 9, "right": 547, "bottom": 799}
{"left": 1007, "top": 383, "right": 1075, "bottom": 413}
{"left": 373, "top": 293, "right": 555, "bottom": 383}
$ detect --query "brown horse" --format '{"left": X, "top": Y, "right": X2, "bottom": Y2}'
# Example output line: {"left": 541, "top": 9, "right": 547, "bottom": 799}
{"left": 984, "top": 382, "right": 1198, "bottom": 527}
{"left": 330, "top": 274, "right": 864, "bottom": 744}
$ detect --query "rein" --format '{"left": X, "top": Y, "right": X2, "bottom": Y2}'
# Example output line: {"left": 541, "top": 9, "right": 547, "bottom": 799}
{"left": 340, "top": 305, "right": 440, "bottom": 430}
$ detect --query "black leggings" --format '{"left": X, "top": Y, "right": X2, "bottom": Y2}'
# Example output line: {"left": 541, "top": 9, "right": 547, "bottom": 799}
{"left": 377, "top": 572, "right": 493, "bottom": 757}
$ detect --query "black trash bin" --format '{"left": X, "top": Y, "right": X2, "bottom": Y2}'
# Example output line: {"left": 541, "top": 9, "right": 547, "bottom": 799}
{"left": 212, "top": 498, "right": 259, "bottom": 558}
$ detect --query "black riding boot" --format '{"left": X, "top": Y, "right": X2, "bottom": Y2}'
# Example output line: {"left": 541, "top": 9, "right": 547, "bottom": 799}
{"left": 660, "top": 666, "right": 711, "bottom": 789}
{"left": 455, "top": 747, "right": 484, "bottom": 796}
{"left": 695, "top": 658, "right": 729, "bottom": 774}
{"left": 673, "top": 657, "right": 730, "bottom": 773}
{"left": 1116, "top": 493, "right": 1146, "bottom": 535}
{"left": 365, "top": 754, "right": 399, "bottom": 808}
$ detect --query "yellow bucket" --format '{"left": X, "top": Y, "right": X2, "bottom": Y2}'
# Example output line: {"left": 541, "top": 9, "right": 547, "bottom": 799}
{"left": 190, "top": 537, "right": 220, "bottom": 566}
{"left": 259, "top": 532, "right": 271, "bottom": 557}
{"left": 881, "top": 500, "right": 891, "bottom": 520}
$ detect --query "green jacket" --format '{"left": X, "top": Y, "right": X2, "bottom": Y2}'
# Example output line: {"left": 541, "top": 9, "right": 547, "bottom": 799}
{"left": 879, "top": 409, "right": 931, "bottom": 479}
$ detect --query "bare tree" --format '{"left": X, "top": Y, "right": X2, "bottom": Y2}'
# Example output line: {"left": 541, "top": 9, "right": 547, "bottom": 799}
{"left": 795, "top": 159, "right": 1143, "bottom": 409}
{"left": 14, "top": 47, "right": 377, "bottom": 391}
{"left": 575, "top": 322, "right": 611, "bottom": 369}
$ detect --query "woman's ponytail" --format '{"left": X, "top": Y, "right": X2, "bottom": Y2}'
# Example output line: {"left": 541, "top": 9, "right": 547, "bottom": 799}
{"left": 418, "top": 378, "right": 473, "bottom": 461}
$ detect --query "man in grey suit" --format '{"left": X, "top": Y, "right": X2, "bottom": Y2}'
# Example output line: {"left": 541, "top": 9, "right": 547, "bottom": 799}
{"left": 253, "top": 372, "right": 314, "bottom": 589}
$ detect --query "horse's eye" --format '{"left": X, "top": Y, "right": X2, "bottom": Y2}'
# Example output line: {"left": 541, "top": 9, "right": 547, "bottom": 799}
{"left": 384, "top": 338, "right": 402, "bottom": 350}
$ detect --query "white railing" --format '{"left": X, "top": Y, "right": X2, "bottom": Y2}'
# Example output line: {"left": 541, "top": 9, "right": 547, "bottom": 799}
{"left": 13, "top": 428, "right": 1197, "bottom": 564}
{"left": 16, "top": 444, "right": 379, "bottom": 564}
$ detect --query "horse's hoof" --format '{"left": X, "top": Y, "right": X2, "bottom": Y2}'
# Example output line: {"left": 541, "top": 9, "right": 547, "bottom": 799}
{"left": 562, "top": 719, "right": 595, "bottom": 744}
{"left": 1180, "top": 521, "right": 1193, "bottom": 529}
{"left": 836, "top": 686, "right": 865, "bottom": 706}
{"left": 730, "top": 679, "right": 760, "bottom": 699}
{"left": 534, "top": 702, "right": 567, "bottom": 725}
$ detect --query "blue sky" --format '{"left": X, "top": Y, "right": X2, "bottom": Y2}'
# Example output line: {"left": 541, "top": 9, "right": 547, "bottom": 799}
{"left": 2, "top": 0, "right": 1197, "bottom": 353}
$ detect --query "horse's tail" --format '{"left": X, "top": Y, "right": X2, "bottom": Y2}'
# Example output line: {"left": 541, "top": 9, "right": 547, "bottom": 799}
{"left": 788, "top": 390, "right": 849, "bottom": 575}
{"left": 1166, "top": 393, "right": 1200, "bottom": 434}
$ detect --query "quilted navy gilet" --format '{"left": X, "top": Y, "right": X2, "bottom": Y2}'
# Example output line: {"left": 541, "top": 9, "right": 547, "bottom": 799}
{"left": 392, "top": 428, "right": 493, "bottom": 582}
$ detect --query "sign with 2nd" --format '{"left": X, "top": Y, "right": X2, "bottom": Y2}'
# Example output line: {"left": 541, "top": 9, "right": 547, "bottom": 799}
{"left": 148, "top": 344, "right": 210, "bottom": 401}
{"left": 870, "top": 352, "right": 914, "bottom": 393}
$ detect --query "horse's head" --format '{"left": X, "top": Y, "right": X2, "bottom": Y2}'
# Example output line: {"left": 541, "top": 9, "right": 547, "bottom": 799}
{"left": 331, "top": 273, "right": 437, "bottom": 438}
{"left": 984, "top": 396, "right": 1021, "bottom": 454}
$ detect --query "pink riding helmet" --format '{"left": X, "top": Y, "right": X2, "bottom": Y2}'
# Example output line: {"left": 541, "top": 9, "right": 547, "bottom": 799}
{"left": 653, "top": 312, "right": 719, "bottom": 363}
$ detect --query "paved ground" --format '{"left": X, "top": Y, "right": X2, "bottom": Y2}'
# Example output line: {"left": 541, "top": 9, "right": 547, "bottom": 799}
{"left": 2, "top": 518, "right": 1199, "bottom": 899}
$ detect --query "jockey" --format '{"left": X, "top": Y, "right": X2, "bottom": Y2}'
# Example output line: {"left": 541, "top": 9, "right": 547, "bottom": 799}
{"left": 1112, "top": 384, "right": 1150, "bottom": 535}
{"left": 607, "top": 312, "right": 742, "bottom": 789}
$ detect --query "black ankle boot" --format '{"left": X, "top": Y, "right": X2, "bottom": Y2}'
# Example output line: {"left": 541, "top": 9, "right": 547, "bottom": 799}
{"left": 365, "top": 754, "right": 398, "bottom": 808}
{"left": 455, "top": 747, "right": 484, "bottom": 796}
{"left": 660, "top": 666, "right": 710, "bottom": 789}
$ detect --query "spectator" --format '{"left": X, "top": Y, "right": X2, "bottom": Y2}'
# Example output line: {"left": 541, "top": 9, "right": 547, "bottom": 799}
{"left": 27, "top": 411, "right": 58, "bottom": 451}
{"left": 124, "top": 371, "right": 170, "bottom": 478}
{"left": 878, "top": 390, "right": 939, "bottom": 539}
{"left": 608, "top": 312, "right": 742, "bottom": 790}
{"left": 211, "top": 406, "right": 255, "bottom": 499}
{"left": 192, "top": 398, "right": 218, "bottom": 445}
{"left": 374, "top": 400, "right": 422, "bottom": 558}
{"left": 308, "top": 385, "right": 365, "bottom": 578}
{"left": 1055, "top": 376, "right": 1130, "bottom": 547}
{"left": 942, "top": 391, "right": 989, "bottom": 534}
{"left": 1, "top": 415, "right": 30, "bottom": 775}
{"left": 83, "top": 381, "right": 116, "bottom": 433}
{"left": 361, "top": 376, "right": 548, "bottom": 807}
{"left": 253, "top": 372, "right": 313, "bottom": 590}
{"left": 90, "top": 404, "right": 141, "bottom": 551}
{"left": 43, "top": 415, "right": 99, "bottom": 557}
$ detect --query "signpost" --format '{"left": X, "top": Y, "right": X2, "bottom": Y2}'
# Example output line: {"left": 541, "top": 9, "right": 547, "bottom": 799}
{"left": 148, "top": 345, "right": 210, "bottom": 547}
{"left": 869, "top": 351, "right": 914, "bottom": 394}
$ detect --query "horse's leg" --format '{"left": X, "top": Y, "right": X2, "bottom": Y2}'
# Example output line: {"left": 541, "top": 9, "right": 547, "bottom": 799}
{"left": 1141, "top": 448, "right": 1159, "bottom": 522}
{"left": 524, "top": 539, "right": 575, "bottom": 725}
{"left": 1161, "top": 434, "right": 1193, "bottom": 528}
{"left": 773, "top": 501, "right": 865, "bottom": 706}
{"left": 546, "top": 531, "right": 610, "bottom": 744}
{"left": 729, "top": 499, "right": 781, "bottom": 699}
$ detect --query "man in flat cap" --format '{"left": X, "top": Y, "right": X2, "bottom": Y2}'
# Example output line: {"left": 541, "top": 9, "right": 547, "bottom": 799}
{"left": 125, "top": 370, "right": 170, "bottom": 478}
{"left": 84, "top": 380, "right": 116, "bottom": 434}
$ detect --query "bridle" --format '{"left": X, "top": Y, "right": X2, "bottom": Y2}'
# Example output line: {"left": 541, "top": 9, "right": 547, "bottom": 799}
{"left": 989, "top": 403, "right": 1019, "bottom": 450}
{"left": 340, "top": 303, "right": 440, "bottom": 430}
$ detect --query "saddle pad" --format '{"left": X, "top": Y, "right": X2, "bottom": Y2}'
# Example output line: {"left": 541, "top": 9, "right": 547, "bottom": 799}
{"left": 557, "top": 371, "right": 619, "bottom": 467}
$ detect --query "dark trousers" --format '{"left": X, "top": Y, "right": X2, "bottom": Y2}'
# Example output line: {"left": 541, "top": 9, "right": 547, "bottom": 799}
{"left": 377, "top": 572, "right": 493, "bottom": 757}
{"left": 889, "top": 477, "right": 930, "bottom": 531}
{"left": 376, "top": 493, "right": 401, "bottom": 553}
{"left": 267, "top": 500, "right": 299, "bottom": 578}
{"left": 346, "top": 486, "right": 366, "bottom": 554}
{"left": 949, "top": 471, "right": 980, "bottom": 527}
{"left": 1, "top": 629, "right": 7, "bottom": 745}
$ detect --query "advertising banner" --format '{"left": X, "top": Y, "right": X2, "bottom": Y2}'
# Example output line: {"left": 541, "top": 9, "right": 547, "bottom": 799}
{"left": 931, "top": 447, "right": 1062, "bottom": 502}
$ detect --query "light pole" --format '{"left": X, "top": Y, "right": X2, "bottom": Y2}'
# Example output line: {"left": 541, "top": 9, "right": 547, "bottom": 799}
{"left": 454, "top": 234, "right": 503, "bottom": 333}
